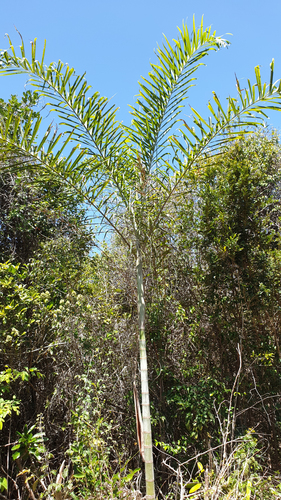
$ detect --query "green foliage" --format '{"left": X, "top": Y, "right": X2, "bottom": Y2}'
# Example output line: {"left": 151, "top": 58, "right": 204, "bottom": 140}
{"left": 174, "top": 132, "right": 281, "bottom": 369}
{"left": 0, "top": 366, "right": 40, "bottom": 429}
{"left": 12, "top": 424, "right": 45, "bottom": 461}
{"left": 210, "top": 430, "right": 281, "bottom": 499}
{"left": 0, "top": 261, "right": 41, "bottom": 346}
{"left": 0, "top": 93, "right": 92, "bottom": 264}
{"left": 166, "top": 377, "right": 229, "bottom": 442}
{"left": 0, "top": 19, "right": 280, "bottom": 239}
{"left": 0, "top": 90, "right": 40, "bottom": 139}
{"left": 128, "top": 18, "right": 229, "bottom": 170}
{"left": 0, "top": 477, "right": 7, "bottom": 493}
{"left": 134, "top": 132, "right": 281, "bottom": 486}
{"left": 180, "top": 430, "right": 281, "bottom": 499}
{"left": 67, "top": 376, "right": 140, "bottom": 499}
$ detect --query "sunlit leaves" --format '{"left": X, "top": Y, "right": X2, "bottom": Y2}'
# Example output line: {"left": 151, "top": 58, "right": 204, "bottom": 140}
{"left": 1, "top": 20, "right": 281, "bottom": 247}
{"left": 128, "top": 17, "right": 229, "bottom": 173}
{"left": 151, "top": 61, "right": 281, "bottom": 229}
{"left": 174, "top": 63, "right": 281, "bottom": 165}
{"left": 0, "top": 37, "right": 123, "bottom": 160}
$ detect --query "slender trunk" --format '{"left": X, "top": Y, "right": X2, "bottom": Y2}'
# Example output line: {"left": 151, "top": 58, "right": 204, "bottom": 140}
{"left": 136, "top": 238, "right": 155, "bottom": 500}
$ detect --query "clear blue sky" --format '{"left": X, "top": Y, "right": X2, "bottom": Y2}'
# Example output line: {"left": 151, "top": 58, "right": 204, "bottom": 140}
{"left": 1, "top": 0, "right": 281, "bottom": 130}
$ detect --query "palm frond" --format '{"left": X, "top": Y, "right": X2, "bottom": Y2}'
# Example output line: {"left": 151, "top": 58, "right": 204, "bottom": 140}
{"left": 152, "top": 61, "right": 281, "bottom": 228}
{"left": 0, "top": 104, "right": 130, "bottom": 248}
{"left": 128, "top": 17, "right": 229, "bottom": 172}
{"left": 0, "top": 37, "right": 123, "bottom": 163}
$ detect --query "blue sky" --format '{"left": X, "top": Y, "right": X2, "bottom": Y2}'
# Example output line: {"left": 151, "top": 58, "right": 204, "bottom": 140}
{"left": 1, "top": 0, "right": 281, "bottom": 131}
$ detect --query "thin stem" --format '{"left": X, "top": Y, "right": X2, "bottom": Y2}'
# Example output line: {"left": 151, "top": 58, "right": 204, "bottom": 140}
{"left": 136, "top": 236, "right": 155, "bottom": 500}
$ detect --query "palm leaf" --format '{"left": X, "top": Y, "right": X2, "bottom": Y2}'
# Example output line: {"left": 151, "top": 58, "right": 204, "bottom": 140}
{"left": 0, "top": 104, "right": 130, "bottom": 247}
{"left": 152, "top": 61, "right": 281, "bottom": 229}
{"left": 128, "top": 17, "right": 229, "bottom": 172}
{"left": 0, "top": 37, "right": 123, "bottom": 163}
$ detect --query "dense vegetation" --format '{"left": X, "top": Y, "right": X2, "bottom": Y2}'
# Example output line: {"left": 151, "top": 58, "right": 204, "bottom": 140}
{"left": 1, "top": 19, "right": 281, "bottom": 499}
{"left": 1, "top": 95, "right": 281, "bottom": 500}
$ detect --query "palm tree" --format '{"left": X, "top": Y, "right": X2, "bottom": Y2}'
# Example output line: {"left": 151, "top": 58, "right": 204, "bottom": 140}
{"left": 1, "top": 18, "right": 281, "bottom": 499}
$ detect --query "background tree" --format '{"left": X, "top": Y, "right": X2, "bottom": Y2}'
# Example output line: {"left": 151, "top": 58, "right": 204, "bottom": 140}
{"left": 0, "top": 93, "right": 99, "bottom": 496}
{"left": 140, "top": 131, "right": 281, "bottom": 467}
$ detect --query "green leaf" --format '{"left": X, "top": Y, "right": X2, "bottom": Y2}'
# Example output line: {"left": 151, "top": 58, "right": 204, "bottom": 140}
{"left": 197, "top": 461, "right": 204, "bottom": 472}
{"left": 189, "top": 482, "right": 202, "bottom": 493}
{"left": 246, "top": 480, "right": 252, "bottom": 500}
{"left": 20, "top": 371, "right": 30, "bottom": 381}
{"left": 11, "top": 443, "right": 20, "bottom": 450}
{"left": 0, "top": 477, "right": 8, "bottom": 492}
{"left": 73, "top": 472, "right": 86, "bottom": 478}
{"left": 185, "top": 481, "right": 199, "bottom": 489}
{"left": 124, "top": 468, "right": 141, "bottom": 482}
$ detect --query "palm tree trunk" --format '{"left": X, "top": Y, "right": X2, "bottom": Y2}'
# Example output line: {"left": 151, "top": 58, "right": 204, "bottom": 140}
{"left": 136, "top": 238, "right": 155, "bottom": 499}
